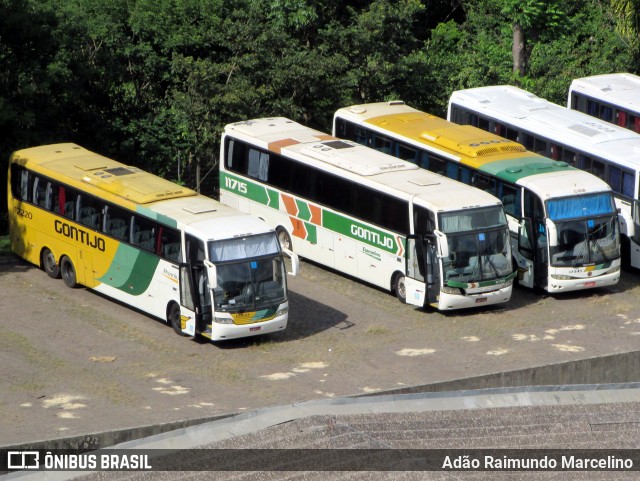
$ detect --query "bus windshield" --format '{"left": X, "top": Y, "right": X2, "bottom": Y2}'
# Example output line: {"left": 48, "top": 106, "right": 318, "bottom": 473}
{"left": 551, "top": 216, "right": 620, "bottom": 267}
{"left": 209, "top": 233, "right": 286, "bottom": 312}
{"left": 546, "top": 192, "right": 619, "bottom": 267}
{"left": 438, "top": 206, "right": 511, "bottom": 283}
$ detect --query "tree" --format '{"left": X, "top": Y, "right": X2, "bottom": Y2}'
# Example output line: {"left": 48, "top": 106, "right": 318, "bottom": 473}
{"left": 611, "top": 0, "right": 640, "bottom": 62}
{"left": 495, "top": 0, "right": 569, "bottom": 77}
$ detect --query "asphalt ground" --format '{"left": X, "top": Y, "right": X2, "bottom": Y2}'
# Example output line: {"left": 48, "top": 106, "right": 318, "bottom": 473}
{"left": 1, "top": 251, "right": 640, "bottom": 450}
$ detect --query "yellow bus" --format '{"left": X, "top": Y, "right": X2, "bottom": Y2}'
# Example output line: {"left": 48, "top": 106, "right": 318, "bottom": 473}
{"left": 334, "top": 102, "right": 620, "bottom": 293}
{"left": 7, "top": 143, "right": 298, "bottom": 342}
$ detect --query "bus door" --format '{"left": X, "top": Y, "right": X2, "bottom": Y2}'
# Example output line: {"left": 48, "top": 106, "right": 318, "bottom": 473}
{"left": 534, "top": 218, "right": 548, "bottom": 288}
{"left": 178, "top": 263, "right": 212, "bottom": 337}
{"left": 404, "top": 235, "right": 438, "bottom": 307}
{"left": 517, "top": 218, "right": 535, "bottom": 288}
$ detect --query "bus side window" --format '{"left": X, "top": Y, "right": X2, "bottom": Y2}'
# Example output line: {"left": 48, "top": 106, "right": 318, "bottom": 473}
{"left": 50, "top": 182, "right": 61, "bottom": 214}
{"left": 430, "top": 157, "right": 446, "bottom": 176}
{"left": 397, "top": 143, "right": 418, "bottom": 163}
{"left": 373, "top": 134, "right": 392, "bottom": 154}
{"left": 617, "top": 110, "right": 627, "bottom": 128}
{"left": 622, "top": 170, "right": 635, "bottom": 198}
{"left": 160, "top": 227, "right": 182, "bottom": 262}
{"left": 104, "top": 205, "right": 131, "bottom": 242}
{"left": 534, "top": 138, "right": 548, "bottom": 156}
{"left": 419, "top": 150, "right": 429, "bottom": 169}
{"left": 473, "top": 173, "right": 496, "bottom": 196}
{"left": 61, "top": 188, "right": 79, "bottom": 220}
{"left": 601, "top": 105, "right": 613, "bottom": 122}
{"left": 186, "top": 233, "right": 205, "bottom": 263}
{"left": 459, "top": 166, "right": 472, "bottom": 184}
{"left": 32, "top": 176, "right": 49, "bottom": 209}
{"left": 226, "top": 138, "right": 248, "bottom": 174}
{"left": 591, "top": 160, "right": 605, "bottom": 180}
{"left": 501, "top": 184, "right": 521, "bottom": 218}
{"left": 247, "top": 148, "right": 269, "bottom": 181}
{"left": 132, "top": 216, "right": 156, "bottom": 252}
{"left": 20, "top": 168, "right": 31, "bottom": 201}
{"left": 77, "top": 195, "right": 102, "bottom": 230}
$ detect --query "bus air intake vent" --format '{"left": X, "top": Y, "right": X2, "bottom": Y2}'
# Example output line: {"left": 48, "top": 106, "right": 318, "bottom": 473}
{"left": 322, "top": 140, "right": 353, "bottom": 150}
{"left": 476, "top": 147, "right": 502, "bottom": 156}
{"left": 499, "top": 144, "right": 526, "bottom": 153}
{"left": 104, "top": 167, "right": 135, "bottom": 176}
{"left": 568, "top": 124, "right": 602, "bottom": 137}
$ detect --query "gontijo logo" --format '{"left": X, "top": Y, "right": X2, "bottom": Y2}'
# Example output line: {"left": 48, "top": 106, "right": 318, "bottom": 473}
{"left": 350, "top": 224, "right": 394, "bottom": 250}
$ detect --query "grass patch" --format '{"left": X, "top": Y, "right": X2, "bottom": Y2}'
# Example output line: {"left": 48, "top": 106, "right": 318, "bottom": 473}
{"left": 366, "top": 326, "right": 390, "bottom": 335}
{"left": 0, "top": 235, "right": 10, "bottom": 256}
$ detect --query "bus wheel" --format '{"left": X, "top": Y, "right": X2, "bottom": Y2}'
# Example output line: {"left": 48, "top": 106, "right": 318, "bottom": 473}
{"left": 394, "top": 273, "right": 406, "bottom": 303}
{"left": 168, "top": 302, "right": 187, "bottom": 336}
{"left": 60, "top": 256, "right": 77, "bottom": 288}
{"left": 277, "top": 227, "right": 292, "bottom": 251}
{"left": 42, "top": 248, "right": 61, "bottom": 279}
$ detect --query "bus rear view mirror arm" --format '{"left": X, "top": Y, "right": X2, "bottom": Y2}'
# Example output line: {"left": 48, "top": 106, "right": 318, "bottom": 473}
{"left": 283, "top": 248, "right": 299, "bottom": 276}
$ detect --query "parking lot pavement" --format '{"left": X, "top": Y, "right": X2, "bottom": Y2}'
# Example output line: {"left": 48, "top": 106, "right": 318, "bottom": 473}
{"left": 1, "top": 253, "right": 640, "bottom": 449}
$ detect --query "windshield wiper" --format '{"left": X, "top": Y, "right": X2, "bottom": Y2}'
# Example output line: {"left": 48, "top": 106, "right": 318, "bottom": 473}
{"left": 591, "top": 236, "right": 609, "bottom": 263}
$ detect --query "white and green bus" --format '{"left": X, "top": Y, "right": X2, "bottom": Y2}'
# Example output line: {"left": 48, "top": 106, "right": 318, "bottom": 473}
{"left": 8, "top": 143, "right": 298, "bottom": 342}
{"left": 220, "top": 118, "right": 517, "bottom": 311}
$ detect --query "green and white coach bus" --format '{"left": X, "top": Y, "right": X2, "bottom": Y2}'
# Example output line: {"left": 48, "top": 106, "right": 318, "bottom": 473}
{"left": 8, "top": 143, "right": 298, "bottom": 342}
{"left": 220, "top": 118, "right": 517, "bottom": 311}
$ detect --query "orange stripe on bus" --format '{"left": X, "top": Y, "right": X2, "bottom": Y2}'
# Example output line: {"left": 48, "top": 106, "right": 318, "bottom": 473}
{"left": 309, "top": 204, "right": 322, "bottom": 225}
{"left": 290, "top": 217, "right": 307, "bottom": 239}
{"left": 268, "top": 139, "right": 300, "bottom": 154}
{"left": 281, "top": 194, "right": 298, "bottom": 216}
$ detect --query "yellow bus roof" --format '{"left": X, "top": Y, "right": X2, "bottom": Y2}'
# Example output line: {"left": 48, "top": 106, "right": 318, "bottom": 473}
{"left": 361, "top": 109, "right": 527, "bottom": 170}
{"left": 10, "top": 143, "right": 196, "bottom": 205}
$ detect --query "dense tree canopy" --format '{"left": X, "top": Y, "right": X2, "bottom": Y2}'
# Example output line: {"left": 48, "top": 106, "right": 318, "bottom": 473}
{"left": 1, "top": 0, "right": 637, "bottom": 232}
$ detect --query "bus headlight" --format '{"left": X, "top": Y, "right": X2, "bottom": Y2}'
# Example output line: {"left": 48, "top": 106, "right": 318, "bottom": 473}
{"left": 214, "top": 316, "right": 234, "bottom": 324}
{"left": 441, "top": 286, "right": 463, "bottom": 295}
{"left": 550, "top": 274, "right": 572, "bottom": 280}
{"left": 275, "top": 307, "right": 288, "bottom": 318}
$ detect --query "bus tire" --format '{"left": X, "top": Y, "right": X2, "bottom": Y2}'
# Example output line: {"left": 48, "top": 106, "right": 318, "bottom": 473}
{"left": 168, "top": 302, "right": 187, "bottom": 336}
{"left": 393, "top": 273, "right": 406, "bottom": 303}
{"left": 276, "top": 227, "right": 292, "bottom": 251}
{"left": 42, "top": 248, "right": 61, "bottom": 279}
{"left": 60, "top": 256, "right": 77, "bottom": 288}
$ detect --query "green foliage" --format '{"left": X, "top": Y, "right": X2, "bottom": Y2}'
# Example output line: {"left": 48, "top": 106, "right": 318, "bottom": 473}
{"left": 0, "top": 0, "right": 638, "bottom": 215}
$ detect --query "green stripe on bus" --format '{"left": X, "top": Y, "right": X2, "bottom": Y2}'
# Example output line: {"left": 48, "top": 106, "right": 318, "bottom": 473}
{"left": 322, "top": 210, "right": 398, "bottom": 254}
{"left": 305, "top": 222, "right": 317, "bottom": 244}
{"left": 98, "top": 244, "right": 159, "bottom": 295}
{"left": 477, "top": 156, "right": 576, "bottom": 183}
{"left": 267, "top": 189, "right": 279, "bottom": 209}
{"left": 296, "top": 199, "right": 311, "bottom": 221}
{"left": 221, "top": 172, "right": 400, "bottom": 254}
{"left": 221, "top": 171, "right": 278, "bottom": 208}
{"left": 135, "top": 205, "right": 177, "bottom": 227}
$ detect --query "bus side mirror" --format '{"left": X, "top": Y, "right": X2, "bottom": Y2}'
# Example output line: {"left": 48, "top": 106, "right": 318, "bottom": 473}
{"left": 204, "top": 260, "right": 218, "bottom": 289}
{"left": 434, "top": 230, "right": 449, "bottom": 259}
{"left": 283, "top": 248, "right": 299, "bottom": 276}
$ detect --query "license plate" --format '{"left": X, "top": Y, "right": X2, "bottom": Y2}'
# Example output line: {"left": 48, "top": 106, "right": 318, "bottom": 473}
{"left": 475, "top": 298, "right": 487, "bottom": 303}
{"left": 584, "top": 281, "right": 596, "bottom": 288}
{"left": 250, "top": 326, "right": 262, "bottom": 332}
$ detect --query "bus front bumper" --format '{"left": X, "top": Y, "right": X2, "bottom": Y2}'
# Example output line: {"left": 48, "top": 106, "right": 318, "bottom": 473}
{"left": 547, "top": 268, "right": 620, "bottom": 293}
{"left": 207, "top": 313, "right": 289, "bottom": 341}
{"left": 433, "top": 284, "right": 513, "bottom": 311}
